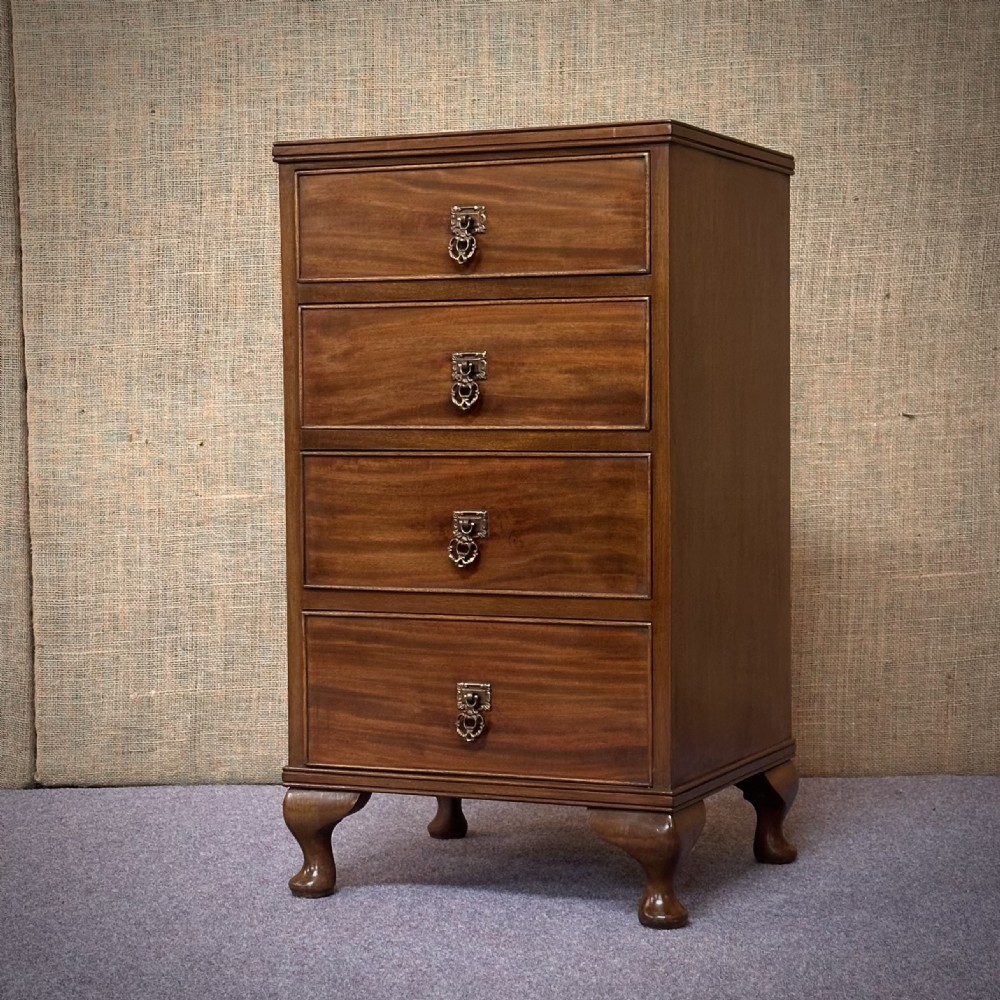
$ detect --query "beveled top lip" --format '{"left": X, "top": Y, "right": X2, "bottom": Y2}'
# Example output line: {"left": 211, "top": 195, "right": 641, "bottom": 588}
{"left": 273, "top": 119, "right": 794, "bottom": 174}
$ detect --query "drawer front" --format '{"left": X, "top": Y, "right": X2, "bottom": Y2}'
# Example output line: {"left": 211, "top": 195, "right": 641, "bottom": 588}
{"left": 296, "top": 154, "right": 649, "bottom": 281}
{"left": 303, "top": 453, "right": 651, "bottom": 597}
{"left": 305, "top": 614, "right": 652, "bottom": 785}
{"left": 300, "top": 298, "right": 649, "bottom": 429}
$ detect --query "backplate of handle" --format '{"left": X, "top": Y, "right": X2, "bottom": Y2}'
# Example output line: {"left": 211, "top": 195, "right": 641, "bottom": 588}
{"left": 451, "top": 351, "right": 487, "bottom": 410}
{"left": 456, "top": 682, "right": 491, "bottom": 742}
{"left": 449, "top": 205, "right": 487, "bottom": 264}
{"left": 448, "top": 510, "right": 489, "bottom": 568}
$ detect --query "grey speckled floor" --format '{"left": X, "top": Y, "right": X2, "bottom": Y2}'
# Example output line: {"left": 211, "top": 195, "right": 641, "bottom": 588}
{"left": 1, "top": 778, "right": 998, "bottom": 1000}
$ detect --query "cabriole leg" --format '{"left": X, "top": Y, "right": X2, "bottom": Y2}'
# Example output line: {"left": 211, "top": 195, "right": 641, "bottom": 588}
{"left": 588, "top": 800, "right": 707, "bottom": 928}
{"left": 427, "top": 796, "right": 468, "bottom": 839}
{"left": 736, "top": 761, "right": 799, "bottom": 864}
{"left": 283, "top": 788, "right": 371, "bottom": 897}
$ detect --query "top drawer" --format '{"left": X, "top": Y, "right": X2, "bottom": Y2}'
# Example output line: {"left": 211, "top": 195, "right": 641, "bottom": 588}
{"left": 296, "top": 153, "right": 649, "bottom": 281}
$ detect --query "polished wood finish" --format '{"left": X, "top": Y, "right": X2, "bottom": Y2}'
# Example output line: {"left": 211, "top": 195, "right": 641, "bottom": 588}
{"left": 588, "top": 800, "right": 706, "bottom": 929}
{"left": 302, "top": 453, "right": 650, "bottom": 597}
{"left": 274, "top": 119, "right": 794, "bottom": 174}
{"left": 427, "top": 797, "right": 468, "bottom": 839}
{"left": 296, "top": 153, "right": 649, "bottom": 281}
{"left": 300, "top": 298, "right": 649, "bottom": 430}
{"left": 666, "top": 143, "right": 793, "bottom": 789}
{"left": 305, "top": 614, "right": 651, "bottom": 784}
{"left": 300, "top": 588, "right": 653, "bottom": 621}
{"left": 276, "top": 120, "right": 796, "bottom": 927}
{"left": 300, "top": 426, "right": 651, "bottom": 454}
{"left": 279, "top": 161, "right": 308, "bottom": 771}
{"left": 736, "top": 761, "right": 799, "bottom": 864}
{"left": 284, "top": 743, "right": 794, "bottom": 812}
{"left": 283, "top": 788, "right": 371, "bottom": 897}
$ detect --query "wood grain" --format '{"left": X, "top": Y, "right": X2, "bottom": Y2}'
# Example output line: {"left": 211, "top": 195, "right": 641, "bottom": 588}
{"left": 296, "top": 154, "right": 649, "bottom": 281}
{"left": 279, "top": 120, "right": 795, "bottom": 813}
{"left": 304, "top": 613, "right": 652, "bottom": 784}
{"left": 274, "top": 119, "right": 794, "bottom": 175}
{"left": 283, "top": 788, "right": 371, "bottom": 897}
{"left": 278, "top": 162, "right": 308, "bottom": 769}
{"left": 283, "top": 741, "right": 795, "bottom": 812}
{"left": 277, "top": 120, "right": 799, "bottom": 927}
{"left": 736, "top": 761, "right": 799, "bottom": 864}
{"left": 300, "top": 298, "right": 649, "bottom": 429}
{"left": 588, "top": 800, "right": 706, "bottom": 928}
{"left": 666, "top": 143, "right": 793, "bottom": 787}
{"left": 303, "top": 452, "right": 651, "bottom": 597}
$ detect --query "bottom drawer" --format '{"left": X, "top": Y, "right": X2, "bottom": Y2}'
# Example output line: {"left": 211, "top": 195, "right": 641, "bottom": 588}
{"left": 305, "top": 613, "right": 652, "bottom": 785}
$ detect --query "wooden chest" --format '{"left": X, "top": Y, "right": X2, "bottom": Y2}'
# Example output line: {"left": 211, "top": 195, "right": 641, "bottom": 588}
{"left": 273, "top": 121, "right": 798, "bottom": 927}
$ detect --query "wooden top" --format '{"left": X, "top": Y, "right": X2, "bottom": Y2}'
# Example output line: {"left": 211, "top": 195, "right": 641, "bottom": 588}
{"left": 273, "top": 119, "right": 794, "bottom": 174}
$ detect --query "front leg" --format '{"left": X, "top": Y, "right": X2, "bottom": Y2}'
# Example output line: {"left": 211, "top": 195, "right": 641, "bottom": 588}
{"left": 736, "top": 761, "right": 798, "bottom": 864}
{"left": 588, "top": 801, "right": 706, "bottom": 928}
{"left": 283, "top": 788, "right": 371, "bottom": 897}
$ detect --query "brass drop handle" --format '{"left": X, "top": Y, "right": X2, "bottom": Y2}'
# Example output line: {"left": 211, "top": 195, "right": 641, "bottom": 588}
{"left": 456, "top": 682, "right": 491, "bottom": 742}
{"left": 448, "top": 510, "right": 488, "bottom": 568}
{"left": 449, "top": 205, "right": 487, "bottom": 264}
{"left": 451, "top": 351, "right": 487, "bottom": 410}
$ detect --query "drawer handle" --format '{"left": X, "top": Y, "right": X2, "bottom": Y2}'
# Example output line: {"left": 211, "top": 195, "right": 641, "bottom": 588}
{"left": 451, "top": 351, "right": 487, "bottom": 410}
{"left": 456, "top": 682, "right": 491, "bottom": 742}
{"left": 448, "top": 510, "right": 489, "bottom": 568}
{"left": 448, "top": 205, "right": 487, "bottom": 264}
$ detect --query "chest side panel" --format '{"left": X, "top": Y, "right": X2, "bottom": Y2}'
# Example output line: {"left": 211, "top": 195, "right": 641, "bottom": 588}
{"left": 667, "top": 145, "right": 793, "bottom": 788}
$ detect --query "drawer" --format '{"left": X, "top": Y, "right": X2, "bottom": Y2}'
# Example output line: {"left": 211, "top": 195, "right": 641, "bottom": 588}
{"left": 300, "top": 298, "right": 649, "bottom": 430}
{"left": 303, "top": 453, "right": 651, "bottom": 597}
{"left": 296, "top": 153, "right": 649, "bottom": 281}
{"left": 305, "top": 613, "right": 652, "bottom": 785}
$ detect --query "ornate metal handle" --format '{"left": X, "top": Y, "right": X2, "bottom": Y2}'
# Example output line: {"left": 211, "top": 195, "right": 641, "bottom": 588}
{"left": 451, "top": 351, "right": 487, "bottom": 410}
{"left": 448, "top": 510, "right": 488, "bottom": 568}
{"left": 456, "top": 682, "right": 491, "bottom": 742}
{"left": 449, "top": 205, "right": 487, "bottom": 264}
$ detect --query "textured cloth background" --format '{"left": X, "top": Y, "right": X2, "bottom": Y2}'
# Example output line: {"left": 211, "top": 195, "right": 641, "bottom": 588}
{"left": 5, "top": 0, "right": 999, "bottom": 784}
{"left": 0, "top": 0, "right": 32, "bottom": 788}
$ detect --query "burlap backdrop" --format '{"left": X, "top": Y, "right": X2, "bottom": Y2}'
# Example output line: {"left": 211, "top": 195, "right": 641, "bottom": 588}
{"left": 0, "top": 0, "right": 33, "bottom": 789}
{"left": 4, "top": 1, "right": 997, "bottom": 785}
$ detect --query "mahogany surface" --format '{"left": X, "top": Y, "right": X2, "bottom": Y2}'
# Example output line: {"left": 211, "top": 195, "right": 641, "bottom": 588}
{"left": 302, "top": 452, "right": 651, "bottom": 597}
{"left": 276, "top": 120, "right": 797, "bottom": 927}
{"left": 304, "top": 613, "right": 651, "bottom": 783}
{"left": 273, "top": 119, "right": 793, "bottom": 172}
{"left": 296, "top": 153, "right": 649, "bottom": 281}
{"left": 588, "top": 801, "right": 707, "bottom": 929}
{"left": 300, "top": 297, "right": 649, "bottom": 430}
{"left": 427, "top": 797, "right": 469, "bottom": 840}
{"left": 736, "top": 761, "right": 799, "bottom": 864}
{"left": 283, "top": 788, "right": 371, "bottom": 897}
{"left": 666, "top": 144, "right": 793, "bottom": 787}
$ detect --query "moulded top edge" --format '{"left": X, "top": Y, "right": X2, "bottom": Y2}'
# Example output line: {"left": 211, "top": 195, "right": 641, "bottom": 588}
{"left": 272, "top": 119, "right": 794, "bottom": 174}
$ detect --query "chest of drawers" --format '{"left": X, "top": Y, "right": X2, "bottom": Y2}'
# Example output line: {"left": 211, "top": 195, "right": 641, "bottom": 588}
{"left": 273, "top": 120, "right": 798, "bottom": 928}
